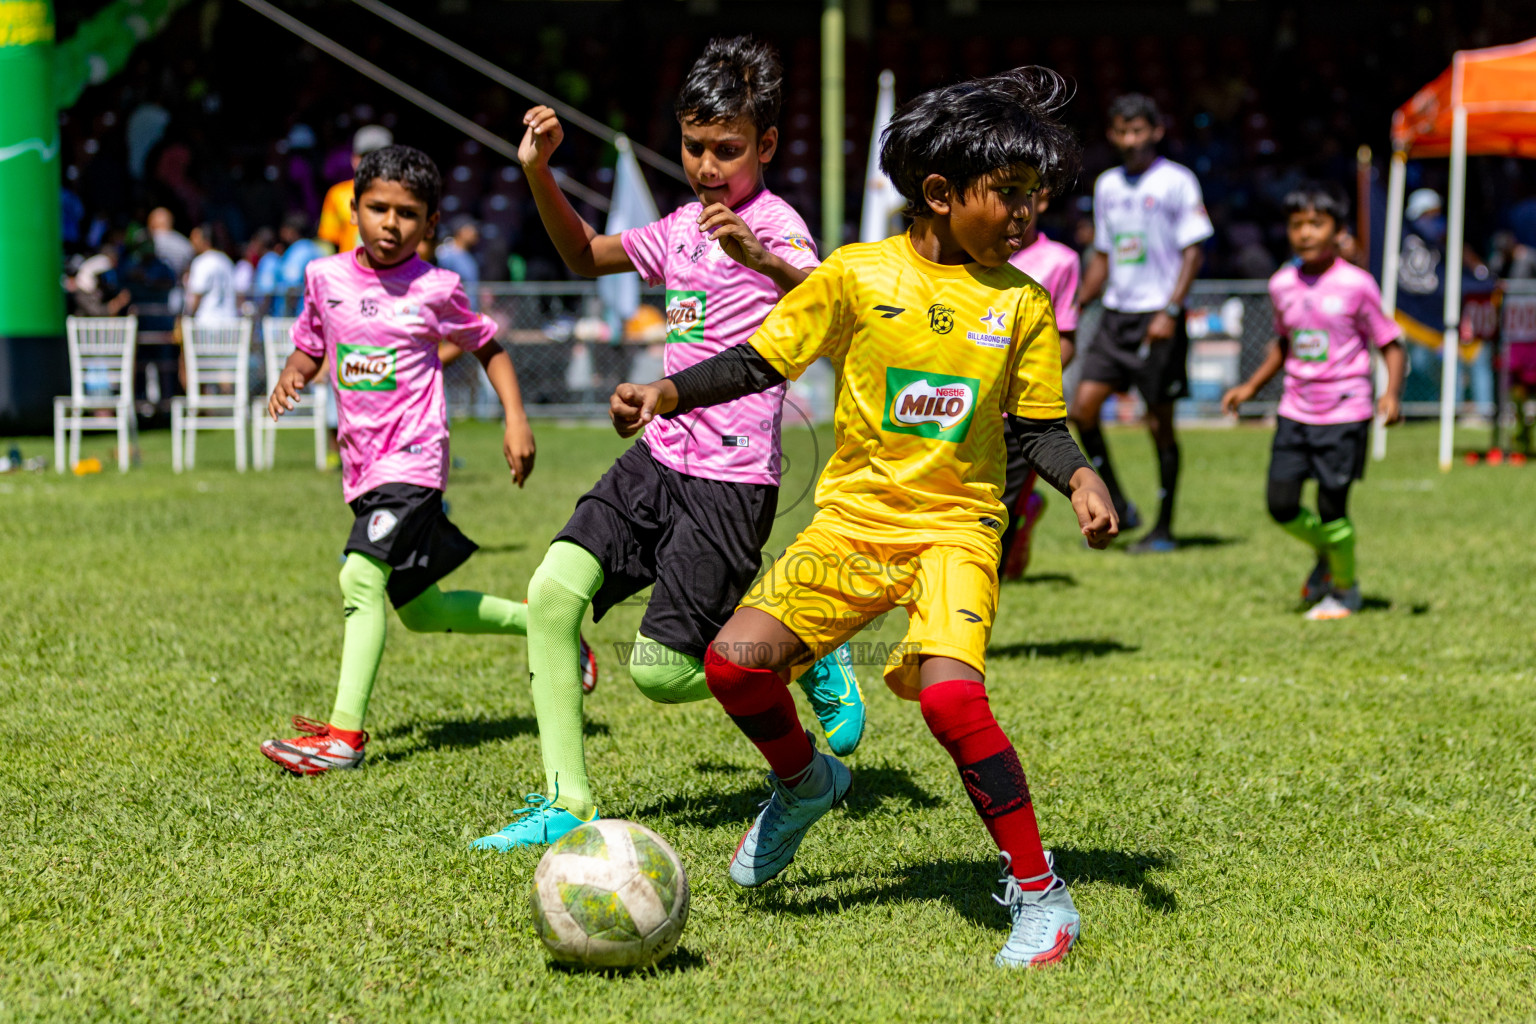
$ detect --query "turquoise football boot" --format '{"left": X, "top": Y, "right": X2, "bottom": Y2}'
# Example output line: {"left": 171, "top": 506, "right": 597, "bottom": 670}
{"left": 729, "top": 742, "right": 851, "bottom": 887}
{"left": 472, "top": 792, "right": 597, "bottom": 851}
{"left": 796, "top": 643, "right": 867, "bottom": 757}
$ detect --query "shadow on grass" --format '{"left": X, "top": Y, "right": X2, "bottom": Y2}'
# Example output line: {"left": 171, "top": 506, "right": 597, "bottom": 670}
{"left": 626, "top": 762, "right": 941, "bottom": 829}
{"left": 373, "top": 715, "right": 610, "bottom": 762}
{"left": 1168, "top": 534, "right": 1241, "bottom": 549}
{"left": 474, "top": 542, "right": 527, "bottom": 555}
{"left": 988, "top": 638, "right": 1139, "bottom": 660}
{"left": 545, "top": 945, "right": 709, "bottom": 977}
{"left": 750, "top": 847, "right": 1175, "bottom": 926}
{"left": 1007, "top": 572, "right": 1077, "bottom": 587}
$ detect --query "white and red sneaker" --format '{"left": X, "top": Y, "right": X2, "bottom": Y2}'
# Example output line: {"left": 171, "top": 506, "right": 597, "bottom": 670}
{"left": 260, "top": 716, "right": 367, "bottom": 775}
{"left": 579, "top": 635, "right": 598, "bottom": 695}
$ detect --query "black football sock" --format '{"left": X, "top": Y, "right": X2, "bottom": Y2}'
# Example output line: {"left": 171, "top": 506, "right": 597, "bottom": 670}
{"left": 1076, "top": 426, "right": 1127, "bottom": 516}
{"left": 1153, "top": 441, "right": 1180, "bottom": 535}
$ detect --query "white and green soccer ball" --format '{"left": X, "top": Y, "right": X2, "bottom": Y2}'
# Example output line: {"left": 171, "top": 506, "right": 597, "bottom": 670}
{"left": 530, "top": 819, "right": 690, "bottom": 970}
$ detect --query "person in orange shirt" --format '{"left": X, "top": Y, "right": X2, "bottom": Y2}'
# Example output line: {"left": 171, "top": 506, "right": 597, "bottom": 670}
{"left": 318, "top": 125, "right": 394, "bottom": 253}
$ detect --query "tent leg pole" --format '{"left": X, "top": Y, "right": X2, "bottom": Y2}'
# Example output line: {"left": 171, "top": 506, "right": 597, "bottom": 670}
{"left": 1439, "top": 104, "right": 1469, "bottom": 472}
{"left": 1375, "top": 151, "right": 1408, "bottom": 462}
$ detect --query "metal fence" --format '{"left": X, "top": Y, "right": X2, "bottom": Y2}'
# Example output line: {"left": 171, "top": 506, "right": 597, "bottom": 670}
{"left": 126, "top": 277, "right": 1536, "bottom": 427}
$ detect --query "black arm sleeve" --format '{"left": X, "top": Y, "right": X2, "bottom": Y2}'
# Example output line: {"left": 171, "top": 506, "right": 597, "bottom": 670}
{"left": 663, "top": 343, "right": 787, "bottom": 417}
{"left": 1006, "top": 415, "right": 1091, "bottom": 496}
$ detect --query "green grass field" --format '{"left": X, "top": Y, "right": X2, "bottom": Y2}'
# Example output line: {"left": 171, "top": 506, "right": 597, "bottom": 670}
{"left": 2, "top": 420, "right": 1534, "bottom": 1023}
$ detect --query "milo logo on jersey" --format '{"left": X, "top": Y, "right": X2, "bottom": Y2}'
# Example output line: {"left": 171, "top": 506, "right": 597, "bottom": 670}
{"left": 336, "top": 344, "right": 397, "bottom": 390}
{"left": 1113, "top": 232, "right": 1147, "bottom": 265}
{"left": 882, "top": 368, "right": 980, "bottom": 442}
{"left": 665, "top": 289, "right": 706, "bottom": 344}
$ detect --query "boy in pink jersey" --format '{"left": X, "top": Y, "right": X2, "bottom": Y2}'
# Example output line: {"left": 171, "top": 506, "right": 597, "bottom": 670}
{"left": 1223, "top": 182, "right": 1405, "bottom": 620}
{"left": 473, "top": 37, "right": 865, "bottom": 850}
{"left": 258, "top": 146, "right": 581, "bottom": 775}
{"left": 1000, "top": 189, "right": 1081, "bottom": 579}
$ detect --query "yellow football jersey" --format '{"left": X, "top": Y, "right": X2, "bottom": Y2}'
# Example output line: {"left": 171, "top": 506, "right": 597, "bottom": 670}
{"left": 749, "top": 232, "right": 1065, "bottom": 552}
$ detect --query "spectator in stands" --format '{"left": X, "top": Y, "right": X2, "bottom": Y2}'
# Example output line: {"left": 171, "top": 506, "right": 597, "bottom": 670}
{"left": 67, "top": 241, "right": 131, "bottom": 317}
{"left": 233, "top": 227, "right": 274, "bottom": 307}
{"left": 434, "top": 214, "right": 482, "bottom": 309}
{"left": 274, "top": 212, "right": 324, "bottom": 316}
{"left": 317, "top": 125, "right": 394, "bottom": 253}
{"left": 185, "top": 223, "right": 239, "bottom": 321}
{"left": 1394, "top": 188, "right": 1498, "bottom": 414}
{"left": 119, "top": 225, "right": 177, "bottom": 332}
{"left": 148, "top": 206, "right": 193, "bottom": 316}
{"left": 148, "top": 207, "right": 194, "bottom": 278}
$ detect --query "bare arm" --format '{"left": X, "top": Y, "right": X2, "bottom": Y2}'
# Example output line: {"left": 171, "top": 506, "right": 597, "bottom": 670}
{"left": 519, "top": 106, "right": 635, "bottom": 278}
{"left": 1221, "top": 335, "right": 1286, "bottom": 415}
{"left": 1076, "top": 250, "right": 1108, "bottom": 308}
{"left": 695, "top": 204, "right": 808, "bottom": 294}
{"left": 1378, "top": 339, "right": 1406, "bottom": 425}
{"left": 268, "top": 349, "right": 322, "bottom": 420}
{"left": 1059, "top": 329, "right": 1077, "bottom": 369}
{"left": 474, "top": 341, "right": 537, "bottom": 486}
{"left": 1145, "top": 243, "right": 1205, "bottom": 344}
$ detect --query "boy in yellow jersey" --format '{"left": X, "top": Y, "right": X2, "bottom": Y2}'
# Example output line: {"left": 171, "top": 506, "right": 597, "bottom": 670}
{"left": 610, "top": 68, "right": 1117, "bottom": 968}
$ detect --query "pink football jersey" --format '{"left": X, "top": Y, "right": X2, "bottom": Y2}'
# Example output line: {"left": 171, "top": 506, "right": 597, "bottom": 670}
{"left": 291, "top": 251, "right": 496, "bottom": 501}
{"left": 1269, "top": 258, "right": 1400, "bottom": 425}
{"left": 1009, "top": 232, "right": 1081, "bottom": 331}
{"left": 621, "top": 188, "right": 820, "bottom": 486}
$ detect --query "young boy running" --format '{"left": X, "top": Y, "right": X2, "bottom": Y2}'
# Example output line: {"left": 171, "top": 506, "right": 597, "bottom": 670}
{"left": 610, "top": 68, "right": 1118, "bottom": 967}
{"left": 1000, "top": 188, "right": 1080, "bottom": 579}
{"left": 1071, "top": 94, "right": 1212, "bottom": 553}
{"left": 1222, "top": 183, "right": 1404, "bottom": 620}
{"left": 259, "top": 145, "right": 568, "bottom": 774}
{"left": 472, "top": 37, "right": 864, "bottom": 850}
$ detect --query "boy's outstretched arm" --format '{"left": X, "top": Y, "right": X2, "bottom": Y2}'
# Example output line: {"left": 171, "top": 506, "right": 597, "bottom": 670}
{"left": 1378, "top": 339, "right": 1406, "bottom": 425}
{"left": 475, "top": 341, "right": 537, "bottom": 486}
{"left": 610, "top": 343, "right": 786, "bottom": 437}
{"left": 1221, "top": 335, "right": 1286, "bottom": 415}
{"left": 519, "top": 106, "right": 635, "bottom": 278}
{"left": 1007, "top": 415, "right": 1119, "bottom": 548}
{"left": 268, "top": 349, "right": 322, "bottom": 421}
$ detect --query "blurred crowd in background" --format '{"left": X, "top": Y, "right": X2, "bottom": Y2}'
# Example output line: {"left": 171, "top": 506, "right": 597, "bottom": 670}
{"left": 55, "top": 0, "right": 1536, "bottom": 326}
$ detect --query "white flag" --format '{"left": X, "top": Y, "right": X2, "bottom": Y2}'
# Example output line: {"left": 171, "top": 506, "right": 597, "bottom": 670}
{"left": 598, "top": 134, "right": 660, "bottom": 321}
{"left": 859, "top": 70, "right": 904, "bottom": 244}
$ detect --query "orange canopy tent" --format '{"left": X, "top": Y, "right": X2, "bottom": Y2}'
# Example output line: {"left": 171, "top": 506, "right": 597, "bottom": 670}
{"left": 1382, "top": 38, "right": 1536, "bottom": 469}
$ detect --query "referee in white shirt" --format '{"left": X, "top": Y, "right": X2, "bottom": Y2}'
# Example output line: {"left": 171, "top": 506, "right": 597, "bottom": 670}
{"left": 1072, "top": 94, "right": 1213, "bottom": 553}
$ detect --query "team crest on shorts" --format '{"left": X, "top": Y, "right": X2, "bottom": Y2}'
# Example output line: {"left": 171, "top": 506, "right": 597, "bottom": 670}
{"left": 367, "top": 510, "right": 398, "bottom": 542}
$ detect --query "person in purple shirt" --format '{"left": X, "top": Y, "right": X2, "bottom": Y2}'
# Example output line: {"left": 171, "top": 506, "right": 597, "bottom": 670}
{"left": 1223, "top": 182, "right": 1405, "bottom": 621}
{"left": 473, "top": 37, "right": 865, "bottom": 852}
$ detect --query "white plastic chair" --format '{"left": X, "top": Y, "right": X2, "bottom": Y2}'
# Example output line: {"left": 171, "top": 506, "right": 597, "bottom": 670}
{"left": 54, "top": 316, "right": 139, "bottom": 473}
{"left": 171, "top": 318, "right": 253, "bottom": 472}
{"left": 250, "top": 317, "right": 328, "bottom": 470}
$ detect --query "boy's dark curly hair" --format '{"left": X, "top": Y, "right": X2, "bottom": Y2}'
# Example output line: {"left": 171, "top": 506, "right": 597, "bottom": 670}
{"left": 675, "top": 36, "right": 783, "bottom": 135}
{"left": 880, "top": 67, "right": 1080, "bottom": 219}
{"left": 354, "top": 145, "right": 443, "bottom": 217}
{"left": 1283, "top": 180, "right": 1350, "bottom": 226}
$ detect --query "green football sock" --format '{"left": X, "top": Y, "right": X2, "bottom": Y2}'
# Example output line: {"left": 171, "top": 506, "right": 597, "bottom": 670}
{"left": 1279, "top": 509, "right": 1325, "bottom": 551}
{"left": 396, "top": 584, "right": 528, "bottom": 635}
{"left": 1321, "top": 517, "right": 1357, "bottom": 589}
{"left": 330, "top": 552, "right": 391, "bottom": 733}
{"left": 527, "top": 541, "right": 604, "bottom": 820}
{"left": 629, "top": 632, "right": 710, "bottom": 704}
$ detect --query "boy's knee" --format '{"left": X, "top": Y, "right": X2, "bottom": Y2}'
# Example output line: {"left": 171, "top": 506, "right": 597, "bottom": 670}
{"left": 629, "top": 636, "right": 709, "bottom": 704}
{"left": 338, "top": 553, "right": 387, "bottom": 602}
{"left": 395, "top": 591, "right": 437, "bottom": 632}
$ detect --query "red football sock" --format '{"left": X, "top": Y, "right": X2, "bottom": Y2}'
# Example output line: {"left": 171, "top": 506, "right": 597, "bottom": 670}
{"left": 705, "top": 646, "right": 814, "bottom": 782}
{"left": 330, "top": 726, "right": 366, "bottom": 748}
{"left": 920, "top": 679, "right": 1051, "bottom": 888}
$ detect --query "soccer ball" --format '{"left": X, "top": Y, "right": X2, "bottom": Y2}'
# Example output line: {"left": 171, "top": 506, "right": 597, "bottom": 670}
{"left": 530, "top": 819, "right": 690, "bottom": 970}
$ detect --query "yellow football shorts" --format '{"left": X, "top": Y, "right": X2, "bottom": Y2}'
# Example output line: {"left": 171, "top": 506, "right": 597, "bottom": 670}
{"left": 738, "top": 514, "right": 999, "bottom": 701}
